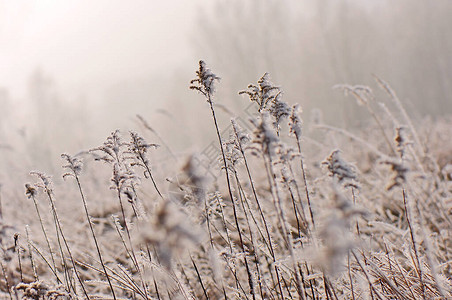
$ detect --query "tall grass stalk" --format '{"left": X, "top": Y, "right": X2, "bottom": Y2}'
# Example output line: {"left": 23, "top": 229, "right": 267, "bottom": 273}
{"left": 231, "top": 119, "right": 286, "bottom": 299}
{"left": 13, "top": 234, "right": 23, "bottom": 283}
{"left": 30, "top": 172, "right": 89, "bottom": 298}
{"left": 25, "top": 226, "right": 38, "bottom": 282}
{"left": 0, "top": 261, "right": 12, "bottom": 300}
{"left": 292, "top": 125, "right": 315, "bottom": 230}
{"left": 25, "top": 183, "right": 58, "bottom": 283}
{"left": 190, "top": 60, "right": 255, "bottom": 299}
{"left": 3, "top": 61, "right": 451, "bottom": 299}
{"left": 262, "top": 135, "right": 304, "bottom": 300}
{"left": 61, "top": 154, "right": 117, "bottom": 299}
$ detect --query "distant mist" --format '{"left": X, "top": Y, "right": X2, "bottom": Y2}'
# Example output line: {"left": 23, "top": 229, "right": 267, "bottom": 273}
{"left": 1, "top": 0, "right": 451, "bottom": 174}
{"left": 192, "top": 0, "right": 452, "bottom": 125}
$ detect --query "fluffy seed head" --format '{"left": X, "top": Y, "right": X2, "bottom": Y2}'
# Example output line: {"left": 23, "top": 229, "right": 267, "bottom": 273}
{"left": 239, "top": 72, "right": 280, "bottom": 112}
{"left": 289, "top": 104, "right": 303, "bottom": 138}
{"left": 323, "top": 150, "right": 358, "bottom": 185}
{"left": 190, "top": 60, "right": 220, "bottom": 97}
{"left": 61, "top": 153, "right": 83, "bottom": 179}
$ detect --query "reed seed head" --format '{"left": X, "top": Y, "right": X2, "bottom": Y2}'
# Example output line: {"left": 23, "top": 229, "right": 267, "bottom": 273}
{"left": 289, "top": 104, "right": 303, "bottom": 138}
{"left": 61, "top": 153, "right": 83, "bottom": 178}
{"left": 30, "top": 171, "right": 53, "bottom": 194}
{"left": 25, "top": 183, "right": 37, "bottom": 199}
{"left": 323, "top": 150, "right": 357, "bottom": 185}
{"left": 190, "top": 60, "right": 220, "bottom": 98}
{"left": 239, "top": 72, "right": 281, "bottom": 112}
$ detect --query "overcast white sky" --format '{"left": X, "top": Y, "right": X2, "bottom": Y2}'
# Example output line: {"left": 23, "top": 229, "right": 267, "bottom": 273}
{"left": 0, "top": 0, "right": 204, "bottom": 98}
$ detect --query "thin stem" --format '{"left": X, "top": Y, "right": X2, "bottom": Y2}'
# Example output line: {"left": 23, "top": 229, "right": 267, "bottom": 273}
{"left": 282, "top": 174, "right": 303, "bottom": 240}
{"left": 25, "top": 226, "right": 38, "bottom": 281}
{"left": 232, "top": 123, "right": 286, "bottom": 298}
{"left": 232, "top": 123, "right": 274, "bottom": 256}
{"left": 402, "top": 189, "right": 426, "bottom": 300}
{"left": 351, "top": 187, "right": 360, "bottom": 236}
{"left": 207, "top": 95, "right": 255, "bottom": 298}
{"left": 0, "top": 262, "right": 12, "bottom": 300}
{"left": 74, "top": 176, "right": 117, "bottom": 299}
{"left": 138, "top": 151, "right": 163, "bottom": 199}
{"left": 190, "top": 255, "right": 210, "bottom": 300}
{"left": 294, "top": 135, "right": 315, "bottom": 229}
{"left": 45, "top": 191, "right": 89, "bottom": 299}
{"left": 30, "top": 194, "right": 58, "bottom": 283}
{"left": 28, "top": 242, "right": 63, "bottom": 284}
{"left": 213, "top": 193, "right": 234, "bottom": 255}
{"left": 351, "top": 250, "right": 383, "bottom": 300}
{"left": 264, "top": 148, "right": 303, "bottom": 300}
{"left": 348, "top": 254, "right": 355, "bottom": 300}
{"left": 115, "top": 190, "right": 141, "bottom": 273}
{"left": 14, "top": 234, "right": 23, "bottom": 282}
{"left": 234, "top": 169, "right": 265, "bottom": 299}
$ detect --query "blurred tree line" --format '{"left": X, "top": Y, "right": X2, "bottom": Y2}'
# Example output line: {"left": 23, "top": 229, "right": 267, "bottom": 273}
{"left": 1, "top": 0, "right": 451, "bottom": 174}
{"left": 192, "top": 0, "right": 452, "bottom": 126}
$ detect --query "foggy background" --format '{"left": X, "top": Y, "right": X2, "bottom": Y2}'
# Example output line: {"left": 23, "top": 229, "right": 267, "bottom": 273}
{"left": 1, "top": 0, "right": 451, "bottom": 176}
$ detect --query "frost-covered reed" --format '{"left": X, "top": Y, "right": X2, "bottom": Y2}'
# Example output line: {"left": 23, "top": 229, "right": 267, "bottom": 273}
{"left": 0, "top": 61, "right": 450, "bottom": 299}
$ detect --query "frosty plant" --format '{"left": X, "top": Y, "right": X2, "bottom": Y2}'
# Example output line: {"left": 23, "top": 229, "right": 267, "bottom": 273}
{"left": 289, "top": 104, "right": 315, "bottom": 229}
{"left": 25, "top": 183, "right": 58, "bottom": 284}
{"left": 90, "top": 130, "right": 150, "bottom": 299}
{"left": 190, "top": 60, "right": 256, "bottom": 299}
{"left": 61, "top": 153, "right": 117, "bottom": 299}
{"left": 29, "top": 171, "right": 89, "bottom": 298}
{"left": 239, "top": 72, "right": 281, "bottom": 113}
{"left": 128, "top": 131, "right": 162, "bottom": 199}
{"left": 2, "top": 59, "right": 451, "bottom": 299}
{"left": 240, "top": 72, "right": 291, "bottom": 135}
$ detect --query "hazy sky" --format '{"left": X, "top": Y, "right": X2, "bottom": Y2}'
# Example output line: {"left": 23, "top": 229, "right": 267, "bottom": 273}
{"left": 0, "top": 0, "right": 203, "bottom": 98}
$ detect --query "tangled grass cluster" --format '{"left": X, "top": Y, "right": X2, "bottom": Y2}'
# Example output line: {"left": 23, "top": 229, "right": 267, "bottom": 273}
{"left": 0, "top": 61, "right": 451, "bottom": 299}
